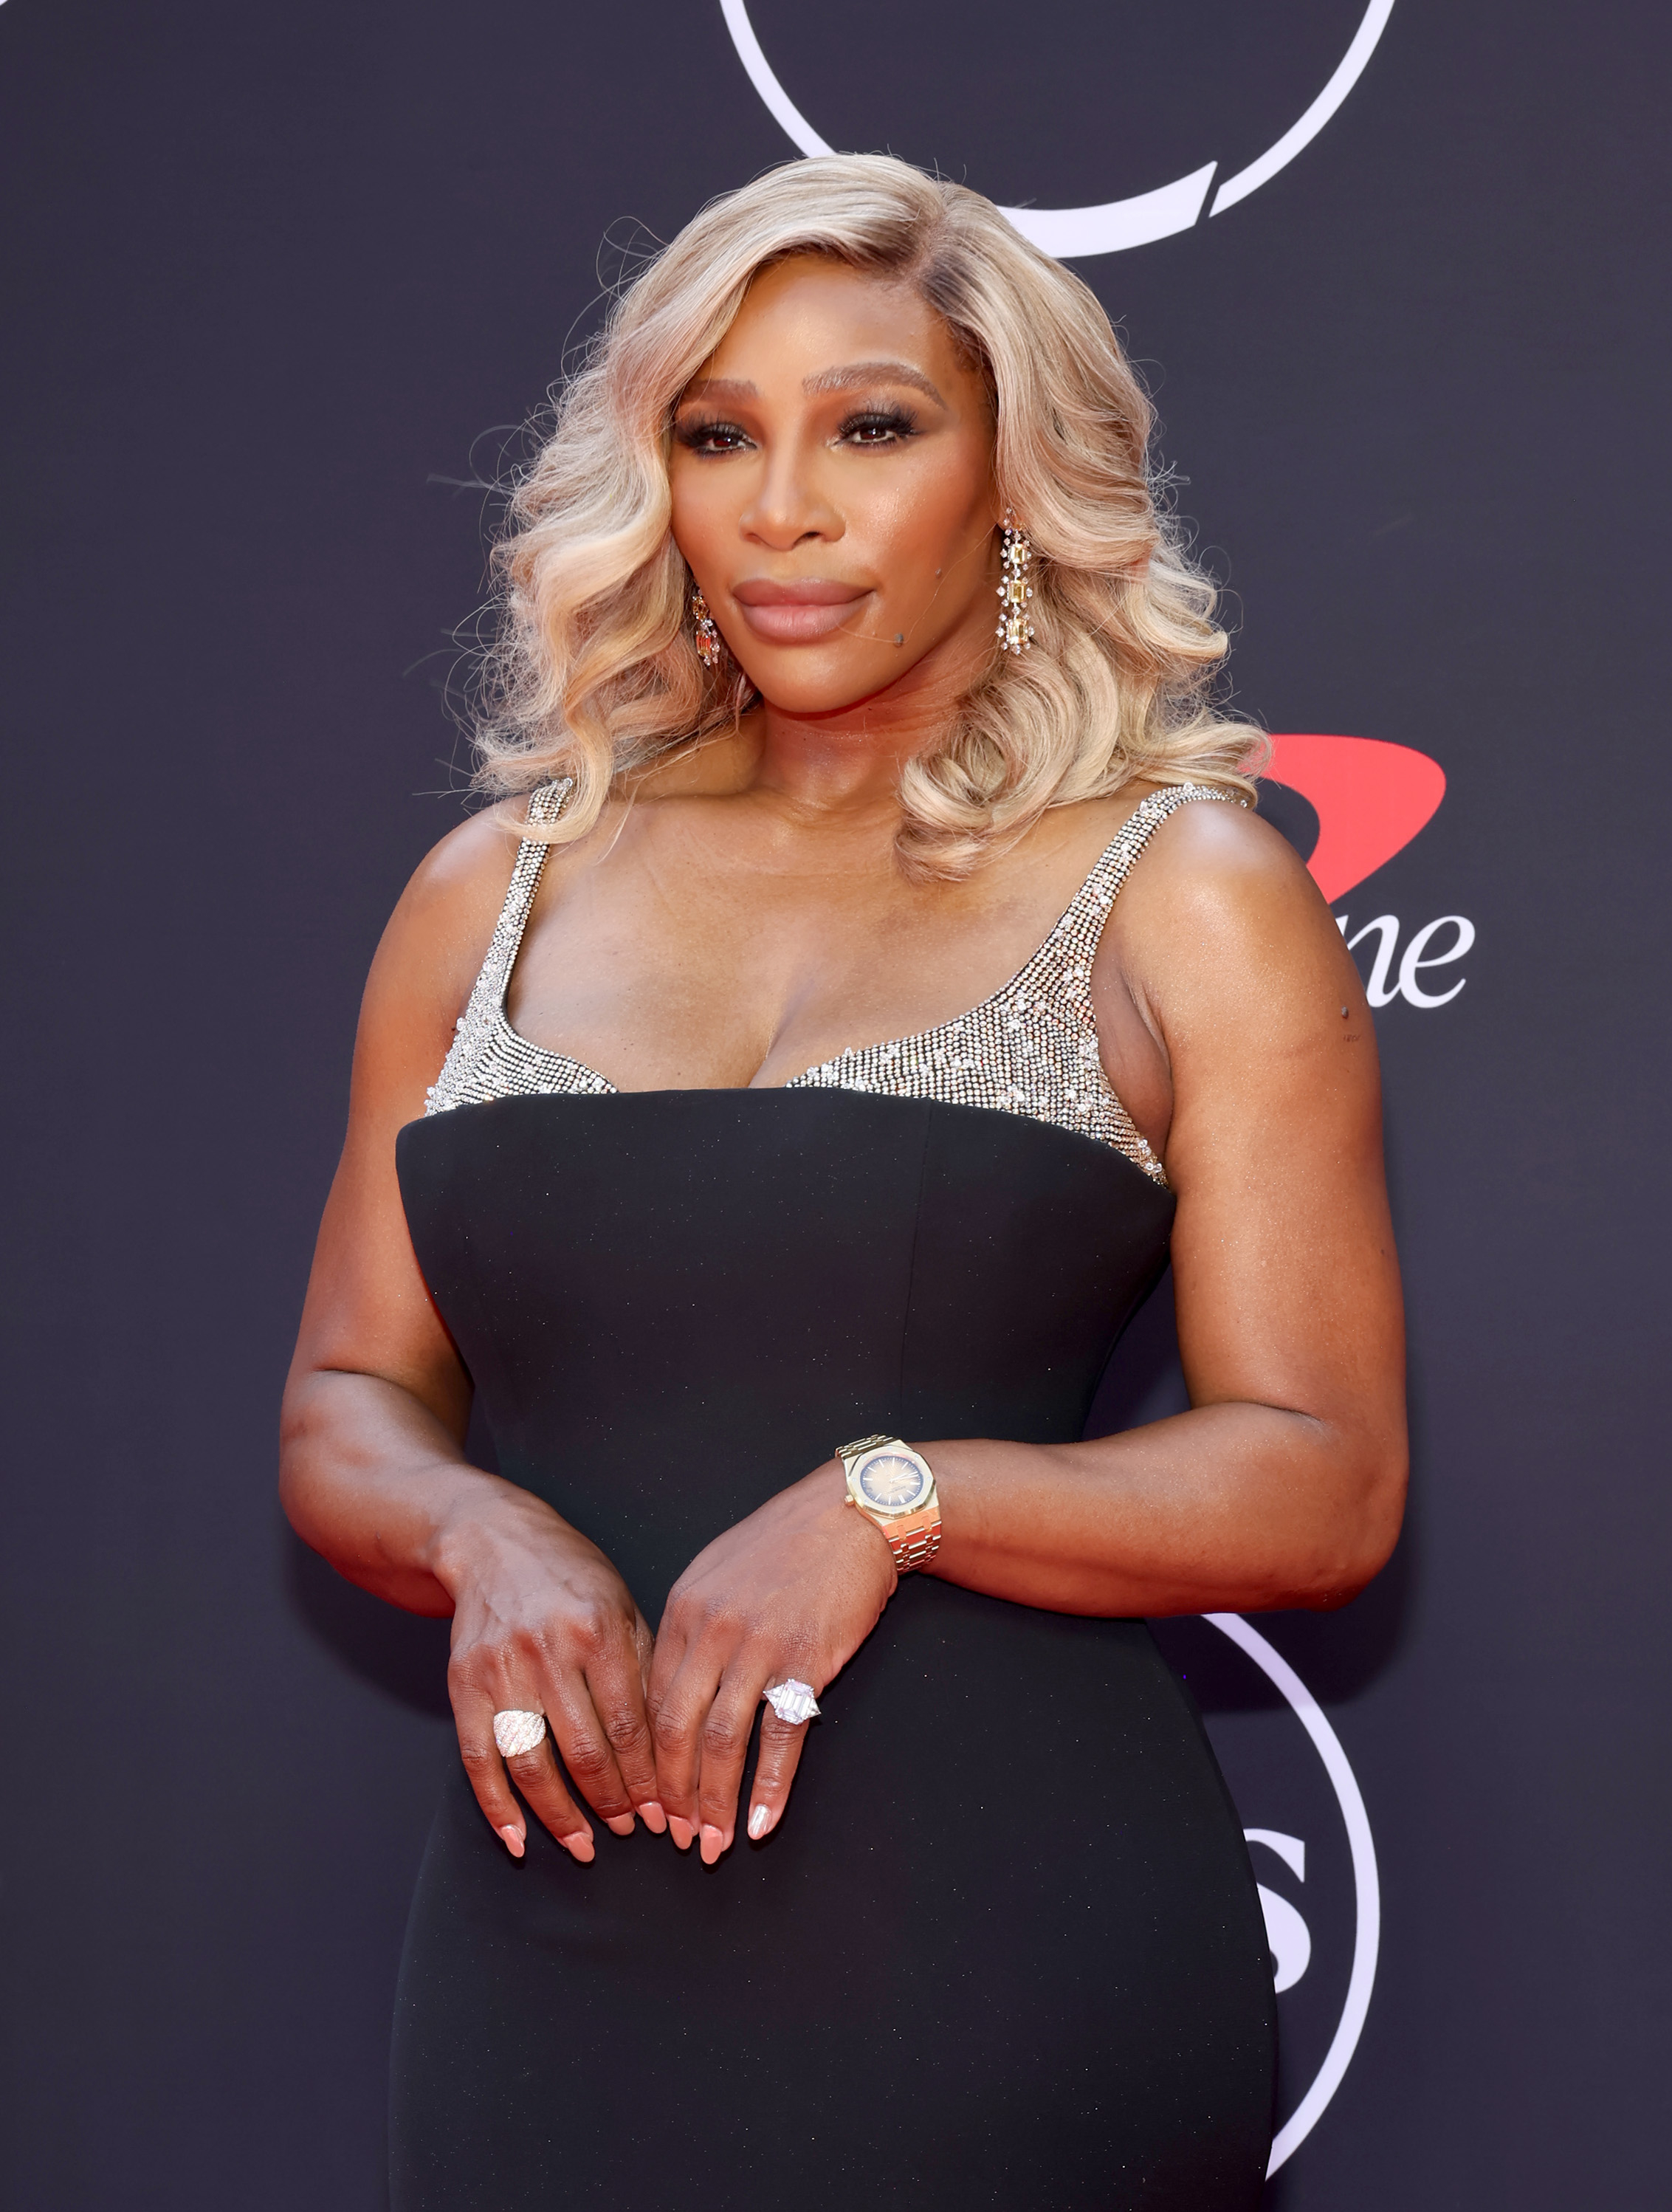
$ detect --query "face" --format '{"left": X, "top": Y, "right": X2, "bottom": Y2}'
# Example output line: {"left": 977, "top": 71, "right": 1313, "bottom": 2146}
{"left": 668, "top": 256, "right": 1002, "bottom": 718}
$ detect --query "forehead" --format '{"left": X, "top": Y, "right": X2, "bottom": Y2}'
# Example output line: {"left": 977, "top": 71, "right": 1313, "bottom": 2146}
{"left": 697, "top": 255, "right": 970, "bottom": 391}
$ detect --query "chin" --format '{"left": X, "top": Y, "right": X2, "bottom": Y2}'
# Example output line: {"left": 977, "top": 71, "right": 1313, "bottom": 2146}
{"left": 738, "top": 652, "right": 907, "bottom": 716}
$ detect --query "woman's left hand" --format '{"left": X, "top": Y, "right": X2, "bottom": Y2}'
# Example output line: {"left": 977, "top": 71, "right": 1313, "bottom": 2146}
{"left": 648, "top": 1460, "right": 898, "bottom": 1862}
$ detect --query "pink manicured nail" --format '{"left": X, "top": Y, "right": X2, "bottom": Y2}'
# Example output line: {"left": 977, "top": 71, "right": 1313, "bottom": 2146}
{"left": 498, "top": 1825, "right": 526, "bottom": 1858}
{"left": 637, "top": 1799, "right": 669, "bottom": 1835}
{"left": 563, "top": 1831, "right": 595, "bottom": 1864}
{"left": 700, "top": 1824, "right": 725, "bottom": 1864}
{"left": 748, "top": 1804, "right": 772, "bottom": 1841}
{"left": 668, "top": 1816, "right": 695, "bottom": 1852}
{"left": 604, "top": 1813, "right": 636, "bottom": 1838}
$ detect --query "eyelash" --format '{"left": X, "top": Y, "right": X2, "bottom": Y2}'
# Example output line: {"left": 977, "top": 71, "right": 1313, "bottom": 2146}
{"left": 673, "top": 417, "right": 750, "bottom": 454}
{"left": 672, "top": 405, "right": 921, "bottom": 455}
{"left": 837, "top": 405, "right": 919, "bottom": 446}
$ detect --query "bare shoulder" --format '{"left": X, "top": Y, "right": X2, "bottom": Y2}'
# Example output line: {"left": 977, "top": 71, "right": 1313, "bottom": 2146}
{"left": 1133, "top": 789, "right": 1315, "bottom": 918}
{"left": 390, "top": 800, "right": 527, "bottom": 945}
{"left": 1109, "top": 789, "right": 1353, "bottom": 1019}
{"left": 365, "top": 800, "right": 530, "bottom": 1020}
{"left": 333, "top": 801, "right": 540, "bottom": 1134}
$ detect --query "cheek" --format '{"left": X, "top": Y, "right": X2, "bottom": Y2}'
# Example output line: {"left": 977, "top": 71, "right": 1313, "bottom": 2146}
{"left": 850, "top": 481, "right": 990, "bottom": 617}
{"left": 668, "top": 464, "right": 731, "bottom": 570}
{"left": 862, "top": 456, "right": 990, "bottom": 571}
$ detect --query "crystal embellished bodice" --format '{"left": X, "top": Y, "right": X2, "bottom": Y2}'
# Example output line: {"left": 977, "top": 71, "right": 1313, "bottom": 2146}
{"left": 424, "top": 779, "right": 1242, "bottom": 1188}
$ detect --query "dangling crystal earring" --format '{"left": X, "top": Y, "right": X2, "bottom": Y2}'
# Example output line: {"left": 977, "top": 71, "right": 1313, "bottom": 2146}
{"left": 691, "top": 585, "right": 724, "bottom": 670}
{"left": 995, "top": 519, "right": 1036, "bottom": 656}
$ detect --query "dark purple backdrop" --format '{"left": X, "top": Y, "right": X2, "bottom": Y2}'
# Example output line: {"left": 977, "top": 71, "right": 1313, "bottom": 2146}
{"left": 2, "top": 3, "right": 1666, "bottom": 2205}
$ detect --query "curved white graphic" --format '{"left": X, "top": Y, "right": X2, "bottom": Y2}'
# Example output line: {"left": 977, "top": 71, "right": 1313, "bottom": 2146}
{"left": 1254, "top": 1876, "right": 1313, "bottom": 1996}
{"left": 1244, "top": 1830, "right": 1313, "bottom": 1994}
{"left": 1206, "top": 1612, "right": 1381, "bottom": 2177}
{"left": 720, "top": 0, "right": 1397, "bottom": 257}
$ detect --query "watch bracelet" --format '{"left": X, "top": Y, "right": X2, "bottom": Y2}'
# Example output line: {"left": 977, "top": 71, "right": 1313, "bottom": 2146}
{"left": 836, "top": 1432, "right": 895, "bottom": 1460}
{"left": 891, "top": 1517, "right": 942, "bottom": 1573}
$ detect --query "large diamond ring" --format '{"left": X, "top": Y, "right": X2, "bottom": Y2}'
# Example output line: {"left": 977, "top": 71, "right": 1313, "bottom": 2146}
{"left": 492, "top": 1709, "right": 548, "bottom": 1758}
{"left": 763, "top": 1679, "right": 820, "bottom": 1726}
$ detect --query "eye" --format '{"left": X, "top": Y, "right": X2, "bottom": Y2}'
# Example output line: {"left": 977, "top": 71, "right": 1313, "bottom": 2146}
{"left": 836, "top": 405, "right": 919, "bottom": 447}
{"left": 674, "top": 416, "right": 754, "bottom": 456}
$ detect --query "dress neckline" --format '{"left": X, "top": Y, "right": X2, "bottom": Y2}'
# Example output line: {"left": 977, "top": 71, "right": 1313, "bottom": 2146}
{"left": 495, "top": 795, "right": 1156, "bottom": 1099}
{"left": 426, "top": 779, "right": 1245, "bottom": 1186}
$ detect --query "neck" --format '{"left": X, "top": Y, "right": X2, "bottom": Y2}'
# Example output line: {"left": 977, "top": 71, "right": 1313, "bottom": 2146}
{"left": 746, "top": 624, "right": 996, "bottom": 827}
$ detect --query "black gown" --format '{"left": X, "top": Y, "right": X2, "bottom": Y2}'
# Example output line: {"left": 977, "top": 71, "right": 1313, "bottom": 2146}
{"left": 388, "top": 786, "right": 1276, "bottom": 2211}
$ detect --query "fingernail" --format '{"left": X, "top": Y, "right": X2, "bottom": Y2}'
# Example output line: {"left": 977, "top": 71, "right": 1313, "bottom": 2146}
{"left": 498, "top": 1824, "right": 526, "bottom": 1858}
{"left": 563, "top": 1831, "right": 595, "bottom": 1864}
{"left": 604, "top": 1813, "right": 636, "bottom": 1837}
{"left": 748, "top": 1804, "right": 772, "bottom": 1841}
{"left": 700, "top": 1824, "right": 725, "bottom": 1864}
{"left": 669, "top": 1816, "right": 694, "bottom": 1852}
{"left": 637, "top": 1799, "right": 669, "bottom": 1835}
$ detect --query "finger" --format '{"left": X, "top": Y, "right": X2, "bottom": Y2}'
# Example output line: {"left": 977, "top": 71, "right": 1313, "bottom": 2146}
{"left": 694, "top": 1665, "right": 772, "bottom": 1863}
{"left": 577, "top": 1637, "right": 663, "bottom": 1835}
{"left": 450, "top": 1681, "right": 532, "bottom": 1856}
{"left": 539, "top": 1671, "right": 641, "bottom": 1839}
{"left": 449, "top": 1682, "right": 591, "bottom": 1863}
{"left": 644, "top": 1604, "right": 690, "bottom": 1726}
{"left": 625, "top": 1611, "right": 667, "bottom": 1833}
{"left": 501, "top": 1727, "right": 597, "bottom": 1862}
{"left": 648, "top": 1644, "right": 723, "bottom": 1854}
{"left": 745, "top": 1701, "right": 812, "bottom": 1844}
{"left": 533, "top": 1612, "right": 657, "bottom": 1837}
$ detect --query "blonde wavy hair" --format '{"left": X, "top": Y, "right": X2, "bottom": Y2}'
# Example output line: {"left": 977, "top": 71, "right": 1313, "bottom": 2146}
{"left": 474, "top": 154, "right": 1261, "bottom": 876}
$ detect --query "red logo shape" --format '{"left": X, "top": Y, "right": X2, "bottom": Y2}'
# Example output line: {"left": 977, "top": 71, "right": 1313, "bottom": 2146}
{"left": 1265, "top": 735, "right": 1447, "bottom": 904}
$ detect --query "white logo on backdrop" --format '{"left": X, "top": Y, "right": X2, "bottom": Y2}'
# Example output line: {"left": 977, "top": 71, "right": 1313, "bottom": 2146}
{"left": 721, "top": 0, "right": 1397, "bottom": 257}
{"left": 1207, "top": 1613, "right": 1381, "bottom": 2176}
{"left": 1339, "top": 913, "right": 1474, "bottom": 1009}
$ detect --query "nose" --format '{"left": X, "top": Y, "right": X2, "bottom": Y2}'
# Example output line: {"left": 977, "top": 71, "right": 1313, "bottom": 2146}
{"left": 738, "top": 436, "right": 844, "bottom": 554}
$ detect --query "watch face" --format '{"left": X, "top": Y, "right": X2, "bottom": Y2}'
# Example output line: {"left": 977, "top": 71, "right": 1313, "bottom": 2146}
{"left": 856, "top": 1450, "right": 930, "bottom": 1514}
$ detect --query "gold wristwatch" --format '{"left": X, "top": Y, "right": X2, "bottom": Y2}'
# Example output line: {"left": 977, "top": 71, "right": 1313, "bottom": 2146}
{"left": 836, "top": 1434, "right": 942, "bottom": 1576}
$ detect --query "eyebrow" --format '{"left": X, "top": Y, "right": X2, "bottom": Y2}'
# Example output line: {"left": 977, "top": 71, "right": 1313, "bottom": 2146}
{"left": 676, "top": 360, "right": 947, "bottom": 409}
{"left": 802, "top": 360, "right": 946, "bottom": 405}
{"left": 677, "top": 377, "right": 758, "bottom": 406}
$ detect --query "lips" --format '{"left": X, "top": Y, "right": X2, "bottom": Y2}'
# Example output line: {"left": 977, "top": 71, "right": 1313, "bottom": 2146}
{"left": 729, "top": 577, "right": 871, "bottom": 645}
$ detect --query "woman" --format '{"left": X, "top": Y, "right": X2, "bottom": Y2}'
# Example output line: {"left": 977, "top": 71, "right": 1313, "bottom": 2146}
{"left": 281, "top": 155, "right": 1406, "bottom": 2209}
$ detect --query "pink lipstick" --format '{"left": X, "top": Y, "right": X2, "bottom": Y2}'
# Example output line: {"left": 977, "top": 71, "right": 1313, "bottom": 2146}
{"left": 729, "top": 577, "right": 871, "bottom": 644}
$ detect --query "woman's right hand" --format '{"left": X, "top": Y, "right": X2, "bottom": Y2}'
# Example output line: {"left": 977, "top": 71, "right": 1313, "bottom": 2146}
{"left": 436, "top": 1486, "right": 666, "bottom": 1861}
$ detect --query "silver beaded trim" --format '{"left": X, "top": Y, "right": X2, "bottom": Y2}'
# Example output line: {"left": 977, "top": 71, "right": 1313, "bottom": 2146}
{"left": 423, "top": 780, "right": 611, "bottom": 1119}
{"left": 424, "top": 780, "right": 1245, "bottom": 1189}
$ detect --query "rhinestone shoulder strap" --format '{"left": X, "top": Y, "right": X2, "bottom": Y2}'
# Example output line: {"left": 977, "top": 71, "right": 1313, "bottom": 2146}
{"left": 1035, "top": 780, "right": 1238, "bottom": 975}
{"left": 424, "top": 780, "right": 582, "bottom": 1116}
{"left": 467, "top": 778, "right": 572, "bottom": 1011}
{"left": 786, "top": 782, "right": 1245, "bottom": 1184}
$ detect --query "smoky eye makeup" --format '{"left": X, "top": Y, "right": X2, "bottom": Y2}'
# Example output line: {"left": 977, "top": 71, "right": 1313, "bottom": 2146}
{"left": 834, "top": 403, "right": 921, "bottom": 445}
{"left": 672, "top": 413, "right": 754, "bottom": 454}
{"left": 670, "top": 395, "right": 925, "bottom": 452}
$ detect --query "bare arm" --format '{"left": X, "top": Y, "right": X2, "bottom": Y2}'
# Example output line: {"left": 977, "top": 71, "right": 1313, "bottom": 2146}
{"left": 923, "top": 797, "right": 1408, "bottom": 1614}
{"left": 279, "top": 809, "right": 667, "bottom": 1858}
{"left": 281, "top": 807, "right": 518, "bottom": 1614}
